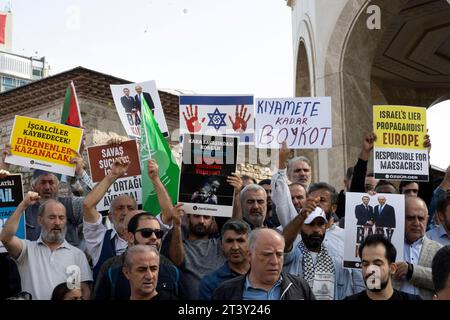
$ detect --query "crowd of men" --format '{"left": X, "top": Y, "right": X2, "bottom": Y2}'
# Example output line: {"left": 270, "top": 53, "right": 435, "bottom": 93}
{"left": 0, "top": 130, "right": 449, "bottom": 301}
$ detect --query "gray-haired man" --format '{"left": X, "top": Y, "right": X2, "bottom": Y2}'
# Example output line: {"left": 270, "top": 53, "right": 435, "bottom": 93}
{"left": 0, "top": 192, "right": 92, "bottom": 300}
{"left": 240, "top": 184, "right": 268, "bottom": 229}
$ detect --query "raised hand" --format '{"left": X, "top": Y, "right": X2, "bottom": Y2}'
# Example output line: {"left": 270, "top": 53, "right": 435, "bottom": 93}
{"left": 23, "top": 191, "right": 40, "bottom": 207}
{"left": 227, "top": 173, "right": 242, "bottom": 191}
{"left": 279, "top": 141, "right": 291, "bottom": 169}
{"left": 0, "top": 169, "right": 10, "bottom": 179}
{"left": 171, "top": 203, "right": 185, "bottom": 227}
{"left": 69, "top": 149, "right": 84, "bottom": 177}
{"left": 360, "top": 132, "right": 377, "bottom": 161}
{"left": 301, "top": 196, "right": 320, "bottom": 219}
{"left": 106, "top": 136, "right": 125, "bottom": 146}
{"left": 229, "top": 105, "right": 251, "bottom": 133}
{"left": 182, "top": 105, "right": 205, "bottom": 133}
{"left": 363, "top": 132, "right": 376, "bottom": 153}
{"left": 147, "top": 159, "right": 159, "bottom": 180}
{"left": 110, "top": 157, "right": 130, "bottom": 179}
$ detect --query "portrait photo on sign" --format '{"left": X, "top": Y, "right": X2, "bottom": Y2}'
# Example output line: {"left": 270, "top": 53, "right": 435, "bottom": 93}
{"left": 110, "top": 80, "right": 169, "bottom": 138}
{"left": 178, "top": 134, "right": 238, "bottom": 217}
{"left": 343, "top": 192, "right": 405, "bottom": 268}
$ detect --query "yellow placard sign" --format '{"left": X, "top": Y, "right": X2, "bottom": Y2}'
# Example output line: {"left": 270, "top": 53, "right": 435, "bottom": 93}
{"left": 6, "top": 116, "right": 83, "bottom": 176}
{"left": 373, "top": 105, "right": 426, "bottom": 150}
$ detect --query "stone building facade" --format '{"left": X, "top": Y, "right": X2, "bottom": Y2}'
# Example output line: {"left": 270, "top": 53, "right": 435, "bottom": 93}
{"left": 0, "top": 66, "right": 271, "bottom": 191}
{"left": 287, "top": 0, "right": 450, "bottom": 189}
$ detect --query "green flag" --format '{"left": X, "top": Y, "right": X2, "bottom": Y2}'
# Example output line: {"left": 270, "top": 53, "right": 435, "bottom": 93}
{"left": 140, "top": 97, "right": 180, "bottom": 215}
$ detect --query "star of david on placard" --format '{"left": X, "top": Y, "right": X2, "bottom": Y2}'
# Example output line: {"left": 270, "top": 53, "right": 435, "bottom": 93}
{"left": 207, "top": 107, "right": 227, "bottom": 130}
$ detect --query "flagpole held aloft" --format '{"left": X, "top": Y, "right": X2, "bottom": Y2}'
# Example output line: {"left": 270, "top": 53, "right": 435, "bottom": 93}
{"left": 140, "top": 95, "right": 180, "bottom": 215}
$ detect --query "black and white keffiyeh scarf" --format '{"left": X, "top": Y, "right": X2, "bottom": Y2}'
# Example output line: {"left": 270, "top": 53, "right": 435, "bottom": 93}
{"left": 299, "top": 240, "right": 336, "bottom": 299}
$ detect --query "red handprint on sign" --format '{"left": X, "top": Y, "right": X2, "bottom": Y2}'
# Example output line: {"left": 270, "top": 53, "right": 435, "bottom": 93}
{"left": 182, "top": 105, "right": 205, "bottom": 133}
{"left": 229, "top": 105, "right": 251, "bottom": 133}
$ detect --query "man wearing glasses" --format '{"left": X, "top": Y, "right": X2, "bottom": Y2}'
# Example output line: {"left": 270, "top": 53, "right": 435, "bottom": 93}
{"left": 83, "top": 157, "right": 173, "bottom": 282}
{"left": 93, "top": 211, "right": 181, "bottom": 299}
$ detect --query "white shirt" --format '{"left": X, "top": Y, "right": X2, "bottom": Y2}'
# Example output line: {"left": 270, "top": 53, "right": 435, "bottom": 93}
{"left": 324, "top": 224, "right": 345, "bottom": 258}
{"left": 400, "top": 237, "right": 424, "bottom": 295}
{"left": 15, "top": 237, "right": 92, "bottom": 300}
{"left": 271, "top": 169, "right": 298, "bottom": 229}
{"left": 310, "top": 251, "right": 319, "bottom": 265}
{"left": 83, "top": 215, "right": 128, "bottom": 267}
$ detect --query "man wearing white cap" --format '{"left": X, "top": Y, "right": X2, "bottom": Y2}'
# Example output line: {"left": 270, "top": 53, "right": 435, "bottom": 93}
{"left": 282, "top": 200, "right": 352, "bottom": 300}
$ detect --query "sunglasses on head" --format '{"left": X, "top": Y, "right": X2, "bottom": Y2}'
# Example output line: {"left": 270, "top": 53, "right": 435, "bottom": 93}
{"left": 135, "top": 228, "right": 164, "bottom": 239}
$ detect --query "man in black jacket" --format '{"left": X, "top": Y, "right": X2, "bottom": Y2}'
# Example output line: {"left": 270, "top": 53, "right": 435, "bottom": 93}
{"left": 345, "top": 234, "right": 421, "bottom": 300}
{"left": 373, "top": 196, "right": 396, "bottom": 228}
{"left": 212, "top": 228, "right": 315, "bottom": 300}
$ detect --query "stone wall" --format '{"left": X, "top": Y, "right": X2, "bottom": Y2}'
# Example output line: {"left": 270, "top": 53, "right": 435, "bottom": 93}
{"left": 0, "top": 97, "right": 132, "bottom": 192}
{"left": 1, "top": 95, "right": 274, "bottom": 194}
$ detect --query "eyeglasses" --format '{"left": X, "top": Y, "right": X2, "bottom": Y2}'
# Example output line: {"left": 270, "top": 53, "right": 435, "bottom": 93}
{"left": 135, "top": 228, "right": 164, "bottom": 239}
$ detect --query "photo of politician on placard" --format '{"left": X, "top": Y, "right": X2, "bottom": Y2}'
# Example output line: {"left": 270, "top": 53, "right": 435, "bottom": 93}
{"left": 373, "top": 195, "right": 396, "bottom": 228}
{"left": 178, "top": 134, "right": 238, "bottom": 217}
{"left": 110, "top": 80, "right": 169, "bottom": 138}
{"left": 354, "top": 195, "right": 374, "bottom": 226}
{"left": 344, "top": 192, "right": 405, "bottom": 269}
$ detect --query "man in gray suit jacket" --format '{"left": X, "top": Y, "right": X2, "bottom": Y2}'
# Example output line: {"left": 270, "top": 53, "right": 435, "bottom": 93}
{"left": 393, "top": 197, "right": 442, "bottom": 300}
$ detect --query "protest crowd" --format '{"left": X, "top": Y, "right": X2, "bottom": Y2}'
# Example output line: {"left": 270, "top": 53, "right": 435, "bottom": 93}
{"left": 0, "top": 85, "right": 449, "bottom": 302}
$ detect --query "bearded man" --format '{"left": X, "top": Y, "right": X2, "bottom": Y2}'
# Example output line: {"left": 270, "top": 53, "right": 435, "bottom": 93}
{"left": 166, "top": 204, "right": 226, "bottom": 299}
{"left": 0, "top": 192, "right": 92, "bottom": 300}
{"left": 345, "top": 234, "right": 421, "bottom": 300}
{"left": 283, "top": 207, "right": 352, "bottom": 300}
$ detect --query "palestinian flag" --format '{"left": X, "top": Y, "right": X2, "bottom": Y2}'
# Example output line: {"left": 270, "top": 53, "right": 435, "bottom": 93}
{"left": 61, "top": 81, "right": 82, "bottom": 127}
